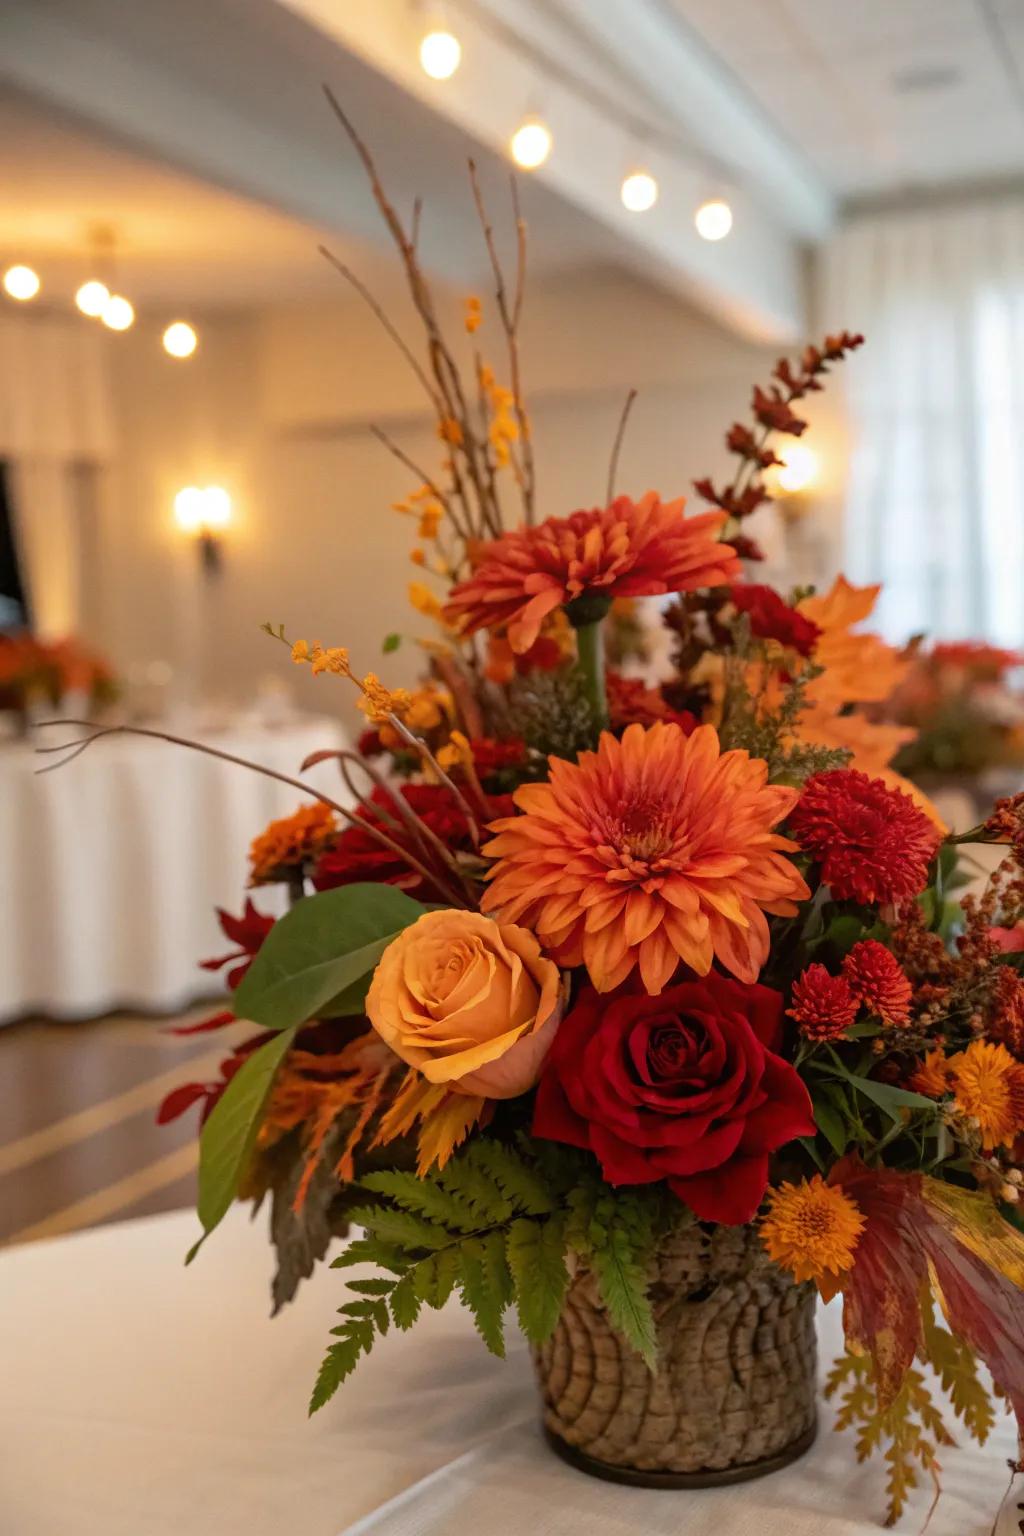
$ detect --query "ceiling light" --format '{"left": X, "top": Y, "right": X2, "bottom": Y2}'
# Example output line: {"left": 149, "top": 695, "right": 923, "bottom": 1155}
{"left": 3, "top": 265, "right": 40, "bottom": 301}
{"left": 163, "top": 320, "right": 198, "bottom": 358}
{"left": 776, "top": 443, "right": 818, "bottom": 494}
{"left": 102, "top": 293, "right": 135, "bottom": 331}
{"left": 419, "top": 29, "right": 461, "bottom": 80}
{"left": 621, "top": 170, "right": 658, "bottom": 213}
{"left": 695, "top": 198, "right": 733, "bottom": 242}
{"left": 510, "top": 118, "right": 552, "bottom": 170}
{"left": 75, "top": 279, "right": 110, "bottom": 317}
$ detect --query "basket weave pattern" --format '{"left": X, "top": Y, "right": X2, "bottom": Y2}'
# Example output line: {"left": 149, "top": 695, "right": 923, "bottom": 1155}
{"left": 534, "top": 1222, "right": 818, "bottom": 1479}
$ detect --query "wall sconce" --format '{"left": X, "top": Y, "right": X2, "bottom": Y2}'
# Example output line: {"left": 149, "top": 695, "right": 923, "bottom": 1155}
{"left": 174, "top": 485, "right": 232, "bottom": 574}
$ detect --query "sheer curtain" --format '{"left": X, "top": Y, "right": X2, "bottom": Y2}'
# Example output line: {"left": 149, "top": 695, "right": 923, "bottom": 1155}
{"left": 0, "top": 315, "right": 115, "bottom": 637}
{"left": 821, "top": 197, "right": 1024, "bottom": 646}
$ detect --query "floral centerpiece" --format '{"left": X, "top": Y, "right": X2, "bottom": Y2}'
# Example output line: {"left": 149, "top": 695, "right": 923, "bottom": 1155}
{"left": 53, "top": 100, "right": 1024, "bottom": 1528}
{"left": 1, "top": 630, "right": 116, "bottom": 728}
{"left": 876, "top": 639, "right": 1024, "bottom": 786}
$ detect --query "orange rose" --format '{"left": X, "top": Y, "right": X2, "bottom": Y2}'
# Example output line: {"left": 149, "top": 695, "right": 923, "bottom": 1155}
{"left": 365, "top": 910, "right": 563, "bottom": 1098}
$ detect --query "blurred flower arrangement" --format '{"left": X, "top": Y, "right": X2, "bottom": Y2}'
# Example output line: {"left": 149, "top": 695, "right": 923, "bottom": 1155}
{"left": 876, "top": 639, "right": 1024, "bottom": 783}
{"left": 0, "top": 630, "right": 116, "bottom": 722}
{"left": 50, "top": 99, "right": 1024, "bottom": 1527}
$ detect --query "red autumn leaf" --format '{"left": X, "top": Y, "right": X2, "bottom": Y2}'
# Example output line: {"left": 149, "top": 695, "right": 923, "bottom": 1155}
{"left": 156, "top": 1081, "right": 210, "bottom": 1125}
{"left": 830, "top": 1155, "right": 1024, "bottom": 1421}
{"left": 166, "top": 1009, "right": 236, "bottom": 1036}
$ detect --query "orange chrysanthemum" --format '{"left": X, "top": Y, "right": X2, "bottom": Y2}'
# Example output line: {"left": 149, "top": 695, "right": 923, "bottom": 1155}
{"left": 483, "top": 721, "right": 808, "bottom": 994}
{"left": 909, "top": 1046, "right": 952, "bottom": 1099}
{"left": 761, "top": 1175, "right": 865, "bottom": 1287}
{"left": 249, "top": 802, "right": 338, "bottom": 887}
{"left": 951, "top": 1040, "right": 1024, "bottom": 1151}
{"left": 444, "top": 492, "right": 741, "bottom": 653}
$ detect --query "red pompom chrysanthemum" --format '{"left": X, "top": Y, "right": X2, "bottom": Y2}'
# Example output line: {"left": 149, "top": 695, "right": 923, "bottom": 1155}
{"left": 841, "top": 939, "right": 913, "bottom": 1026}
{"left": 789, "top": 768, "right": 940, "bottom": 907}
{"left": 787, "top": 963, "right": 859, "bottom": 1041}
{"left": 729, "top": 584, "right": 822, "bottom": 658}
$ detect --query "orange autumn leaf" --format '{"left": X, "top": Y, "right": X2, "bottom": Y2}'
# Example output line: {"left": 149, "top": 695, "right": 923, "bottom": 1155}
{"left": 373, "top": 1067, "right": 489, "bottom": 1174}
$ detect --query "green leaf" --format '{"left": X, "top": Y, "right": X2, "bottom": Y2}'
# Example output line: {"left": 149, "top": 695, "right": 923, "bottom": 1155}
{"left": 309, "top": 1333, "right": 365, "bottom": 1414}
{"left": 834, "top": 1067, "right": 936, "bottom": 1123}
{"left": 360, "top": 1169, "right": 478, "bottom": 1230}
{"left": 813, "top": 1089, "right": 850, "bottom": 1156}
{"left": 233, "top": 884, "right": 425, "bottom": 1030}
{"left": 459, "top": 1235, "right": 508, "bottom": 1357}
{"left": 389, "top": 1274, "right": 422, "bottom": 1329}
{"left": 345, "top": 1204, "right": 450, "bottom": 1251}
{"left": 414, "top": 1248, "right": 460, "bottom": 1309}
{"left": 346, "top": 1278, "right": 395, "bottom": 1297}
{"left": 192, "top": 1024, "right": 297, "bottom": 1250}
{"left": 591, "top": 1226, "right": 657, "bottom": 1369}
{"left": 439, "top": 1154, "right": 512, "bottom": 1223}
{"left": 470, "top": 1141, "right": 556, "bottom": 1216}
{"left": 383, "top": 632, "right": 402, "bottom": 653}
{"left": 506, "top": 1216, "right": 569, "bottom": 1343}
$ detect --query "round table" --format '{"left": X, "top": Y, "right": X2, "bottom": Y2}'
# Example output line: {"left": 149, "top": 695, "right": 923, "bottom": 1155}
{"left": 0, "top": 713, "right": 349, "bottom": 1022}
{"left": 0, "top": 1206, "right": 1018, "bottom": 1535}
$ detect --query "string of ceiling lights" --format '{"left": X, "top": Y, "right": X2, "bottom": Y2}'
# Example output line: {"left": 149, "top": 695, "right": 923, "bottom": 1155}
{"left": 1, "top": 228, "right": 200, "bottom": 359}
{"left": 419, "top": 8, "right": 735, "bottom": 242}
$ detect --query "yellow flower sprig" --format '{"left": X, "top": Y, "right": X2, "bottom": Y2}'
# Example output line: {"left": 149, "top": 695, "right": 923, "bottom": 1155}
{"left": 261, "top": 620, "right": 481, "bottom": 846}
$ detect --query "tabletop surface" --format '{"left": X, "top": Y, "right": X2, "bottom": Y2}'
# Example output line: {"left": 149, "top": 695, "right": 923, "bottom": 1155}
{"left": 1, "top": 1205, "right": 1021, "bottom": 1536}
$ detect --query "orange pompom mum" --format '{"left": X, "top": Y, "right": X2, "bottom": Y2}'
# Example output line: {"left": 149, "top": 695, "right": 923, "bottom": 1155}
{"left": 951, "top": 1039, "right": 1024, "bottom": 1151}
{"left": 249, "top": 802, "right": 338, "bottom": 887}
{"left": 761, "top": 1175, "right": 865, "bottom": 1287}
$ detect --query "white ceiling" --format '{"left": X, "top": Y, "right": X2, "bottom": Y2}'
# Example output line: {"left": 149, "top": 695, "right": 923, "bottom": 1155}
{"left": 670, "top": 0, "right": 1024, "bottom": 198}
{"left": 0, "top": 88, "right": 349, "bottom": 308}
{"left": 3, "top": 0, "right": 1023, "bottom": 330}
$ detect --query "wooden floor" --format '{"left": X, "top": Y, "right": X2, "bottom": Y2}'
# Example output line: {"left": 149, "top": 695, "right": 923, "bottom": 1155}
{"left": 0, "top": 1010, "right": 249, "bottom": 1246}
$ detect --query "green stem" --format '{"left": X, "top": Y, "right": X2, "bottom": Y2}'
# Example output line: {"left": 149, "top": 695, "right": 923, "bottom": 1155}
{"left": 574, "top": 619, "right": 608, "bottom": 735}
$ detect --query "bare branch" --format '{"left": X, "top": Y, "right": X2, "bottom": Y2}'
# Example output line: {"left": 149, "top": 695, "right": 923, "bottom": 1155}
{"left": 606, "top": 388, "right": 638, "bottom": 504}
{"left": 318, "top": 244, "right": 439, "bottom": 411}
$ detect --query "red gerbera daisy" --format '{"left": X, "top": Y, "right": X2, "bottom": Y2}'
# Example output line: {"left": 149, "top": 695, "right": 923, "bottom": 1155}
{"left": 787, "top": 963, "right": 859, "bottom": 1041}
{"left": 789, "top": 768, "right": 941, "bottom": 907}
{"left": 841, "top": 939, "right": 913, "bottom": 1026}
{"left": 444, "top": 492, "right": 740, "bottom": 652}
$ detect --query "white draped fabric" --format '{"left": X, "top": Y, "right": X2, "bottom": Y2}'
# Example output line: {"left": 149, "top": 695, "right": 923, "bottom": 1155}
{"left": 0, "top": 1205, "right": 1018, "bottom": 1536}
{"left": 821, "top": 197, "right": 1024, "bottom": 646}
{"left": 0, "top": 714, "right": 348, "bottom": 1022}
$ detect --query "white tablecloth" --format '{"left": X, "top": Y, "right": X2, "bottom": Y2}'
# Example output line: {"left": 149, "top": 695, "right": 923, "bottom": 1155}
{"left": 0, "top": 714, "right": 348, "bottom": 1022}
{"left": 0, "top": 1206, "right": 1019, "bottom": 1536}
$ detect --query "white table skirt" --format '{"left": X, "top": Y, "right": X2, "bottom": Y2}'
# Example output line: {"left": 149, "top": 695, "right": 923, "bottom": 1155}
{"left": 0, "top": 1206, "right": 1019, "bottom": 1536}
{"left": 0, "top": 714, "right": 348, "bottom": 1022}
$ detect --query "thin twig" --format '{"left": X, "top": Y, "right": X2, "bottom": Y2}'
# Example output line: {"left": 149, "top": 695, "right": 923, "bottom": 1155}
{"left": 35, "top": 721, "right": 469, "bottom": 905}
{"left": 606, "top": 388, "right": 638, "bottom": 504}
{"left": 334, "top": 749, "right": 475, "bottom": 903}
{"left": 323, "top": 85, "right": 498, "bottom": 541}
{"left": 468, "top": 158, "right": 535, "bottom": 524}
{"left": 318, "top": 244, "right": 439, "bottom": 412}
{"left": 410, "top": 196, "right": 422, "bottom": 254}
{"left": 384, "top": 714, "right": 481, "bottom": 847}
{"left": 369, "top": 425, "right": 471, "bottom": 546}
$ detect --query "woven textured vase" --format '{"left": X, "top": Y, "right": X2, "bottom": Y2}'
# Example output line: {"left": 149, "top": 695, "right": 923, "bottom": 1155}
{"left": 533, "top": 1221, "right": 818, "bottom": 1487}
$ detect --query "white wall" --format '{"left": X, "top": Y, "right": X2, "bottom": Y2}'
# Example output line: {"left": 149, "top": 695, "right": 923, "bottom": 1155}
{"left": 89, "top": 264, "right": 837, "bottom": 727}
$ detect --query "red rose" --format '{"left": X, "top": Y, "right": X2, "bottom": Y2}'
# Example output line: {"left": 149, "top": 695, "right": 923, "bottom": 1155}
{"left": 730, "top": 584, "right": 821, "bottom": 657}
{"left": 532, "top": 973, "right": 814, "bottom": 1224}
